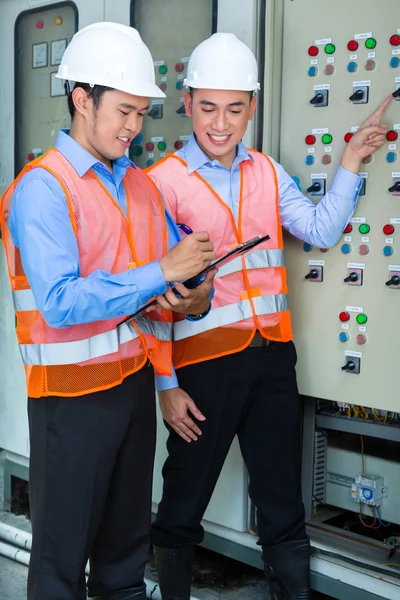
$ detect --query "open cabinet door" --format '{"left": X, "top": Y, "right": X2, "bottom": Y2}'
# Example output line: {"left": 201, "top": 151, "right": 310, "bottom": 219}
{"left": 0, "top": 0, "right": 105, "bottom": 464}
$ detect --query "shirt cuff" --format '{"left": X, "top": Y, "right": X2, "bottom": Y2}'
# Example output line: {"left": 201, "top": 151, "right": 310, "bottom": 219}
{"left": 155, "top": 370, "right": 179, "bottom": 392}
{"left": 330, "top": 166, "right": 362, "bottom": 202}
{"left": 131, "top": 260, "right": 167, "bottom": 306}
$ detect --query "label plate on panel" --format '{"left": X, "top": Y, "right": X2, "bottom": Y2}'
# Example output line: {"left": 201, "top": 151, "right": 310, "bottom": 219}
{"left": 315, "top": 38, "right": 332, "bottom": 45}
{"left": 351, "top": 217, "right": 366, "bottom": 223}
{"left": 348, "top": 263, "right": 365, "bottom": 269}
{"left": 353, "top": 80, "right": 372, "bottom": 87}
{"left": 346, "top": 306, "right": 364, "bottom": 312}
{"left": 345, "top": 350, "right": 363, "bottom": 358}
{"left": 314, "top": 84, "right": 331, "bottom": 91}
{"left": 354, "top": 32, "right": 373, "bottom": 40}
{"left": 312, "top": 128, "right": 329, "bottom": 134}
{"left": 312, "top": 173, "right": 328, "bottom": 179}
{"left": 309, "top": 260, "right": 325, "bottom": 266}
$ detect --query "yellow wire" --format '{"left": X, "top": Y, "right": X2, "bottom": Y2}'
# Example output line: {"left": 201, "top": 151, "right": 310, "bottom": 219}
{"left": 381, "top": 563, "right": 400, "bottom": 568}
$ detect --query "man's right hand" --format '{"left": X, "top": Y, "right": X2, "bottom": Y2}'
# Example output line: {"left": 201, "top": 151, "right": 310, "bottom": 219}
{"left": 159, "top": 232, "right": 215, "bottom": 282}
{"left": 158, "top": 387, "right": 206, "bottom": 442}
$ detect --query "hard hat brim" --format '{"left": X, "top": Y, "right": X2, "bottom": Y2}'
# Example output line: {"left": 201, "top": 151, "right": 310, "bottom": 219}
{"left": 55, "top": 72, "right": 166, "bottom": 99}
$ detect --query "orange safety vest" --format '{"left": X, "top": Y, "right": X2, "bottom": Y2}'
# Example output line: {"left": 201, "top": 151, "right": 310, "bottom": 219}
{"left": 1, "top": 148, "right": 173, "bottom": 398}
{"left": 147, "top": 150, "right": 293, "bottom": 370}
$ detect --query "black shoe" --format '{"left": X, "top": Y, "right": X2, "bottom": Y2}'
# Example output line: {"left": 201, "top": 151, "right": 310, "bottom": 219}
{"left": 262, "top": 538, "right": 311, "bottom": 600}
{"left": 154, "top": 545, "right": 194, "bottom": 600}
{"left": 91, "top": 584, "right": 146, "bottom": 599}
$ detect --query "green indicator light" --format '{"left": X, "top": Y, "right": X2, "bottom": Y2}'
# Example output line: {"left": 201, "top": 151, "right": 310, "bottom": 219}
{"left": 159, "top": 65, "right": 168, "bottom": 75}
{"left": 36, "top": 152, "right": 43, "bottom": 157}
{"left": 133, "top": 145, "right": 143, "bottom": 157}
{"left": 359, "top": 223, "right": 370, "bottom": 234}
{"left": 356, "top": 313, "right": 368, "bottom": 325}
{"left": 325, "top": 43, "right": 336, "bottom": 55}
{"left": 158, "top": 141, "right": 167, "bottom": 151}
{"left": 365, "top": 38, "right": 377, "bottom": 49}
{"left": 322, "top": 133, "right": 333, "bottom": 145}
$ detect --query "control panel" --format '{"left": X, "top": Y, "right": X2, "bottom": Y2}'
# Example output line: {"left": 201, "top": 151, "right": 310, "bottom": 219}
{"left": 15, "top": 3, "right": 77, "bottom": 174}
{"left": 129, "top": 0, "right": 213, "bottom": 169}
{"left": 278, "top": 0, "right": 400, "bottom": 412}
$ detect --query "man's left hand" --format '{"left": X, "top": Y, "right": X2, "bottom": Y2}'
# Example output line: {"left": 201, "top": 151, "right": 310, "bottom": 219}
{"left": 155, "top": 269, "right": 217, "bottom": 315}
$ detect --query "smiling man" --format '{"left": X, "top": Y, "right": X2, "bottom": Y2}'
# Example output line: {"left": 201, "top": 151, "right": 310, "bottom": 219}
{"left": 146, "top": 32, "right": 392, "bottom": 600}
{"left": 0, "top": 22, "right": 215, "bottom": 600}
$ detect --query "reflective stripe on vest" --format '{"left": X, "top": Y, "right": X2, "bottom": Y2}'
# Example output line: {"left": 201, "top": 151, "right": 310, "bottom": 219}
{"left": 13, "top": 289, "right": 37, "bottom": 311}
{"left": 215, "top": 248, "right": 284, "bottom": 279}
{"left": 18, "top": 318, "right": 172, "bottom": 366}
{"left": 174, "top": 293, "right": 288, "bottom": 341}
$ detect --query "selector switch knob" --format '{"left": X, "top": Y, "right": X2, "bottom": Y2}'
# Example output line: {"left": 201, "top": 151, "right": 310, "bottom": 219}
{"left": 350, "top": 89, "right": 365, "bottom": 102}
{"left": 342, "top": 360, "right": 356, "bottom": 372}
{"left": 305, "top": 269, "right": 319, "bottom": 280}
{"left": 344, "top": 272, "right": 359, "bottom": 283}
{"left": 310, "top": 93, "right": 324, "bottom": 105}
{"left": 389, "top": 181, "right": 400, "bottom": 193}
{"left": 386, "top": 275, "right": 400, "bottom": 286}
{"left": 307, "top": 182, "right": 321, "bottom": 193}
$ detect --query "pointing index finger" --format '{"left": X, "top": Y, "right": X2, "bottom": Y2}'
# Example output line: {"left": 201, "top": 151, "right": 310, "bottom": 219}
{"left": 361, "top": 94, "right": 393, "bottom": 127}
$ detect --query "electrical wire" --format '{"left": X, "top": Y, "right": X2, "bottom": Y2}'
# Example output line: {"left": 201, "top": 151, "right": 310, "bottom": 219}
{"left": 376, "top": 506, "right": 391, "bottom": 528}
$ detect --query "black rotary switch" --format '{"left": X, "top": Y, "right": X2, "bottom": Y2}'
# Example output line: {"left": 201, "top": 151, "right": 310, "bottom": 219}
{"left": 310, "top": 93, "right": 324, "bottom": 105}
{"left": 307, "top": 182, "right": 321, "bottom": 193}
{"left": 344, "top": 272, "right": 359, "bottom": 283}
{"left": 385, "top": 275, "right": 400, "bottom": 286}
{"left": 305, "top": 269, "right": 319, "bottom": 280}
{"left": 342, "top": 361, "right": 356, "bottom": 372}
{"left": 389, "top": 181, "right": 400, "bottom": 193}
{"left": 350, "top": 89, "right": 364, "bottom": 102}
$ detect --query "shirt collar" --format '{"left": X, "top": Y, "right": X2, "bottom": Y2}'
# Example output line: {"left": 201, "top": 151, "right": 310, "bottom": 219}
{"left": 182, "top": 132, "right": 254, "bottom": 175}
{"left": 55, "top": 129, "right": 135, "bottom": 177}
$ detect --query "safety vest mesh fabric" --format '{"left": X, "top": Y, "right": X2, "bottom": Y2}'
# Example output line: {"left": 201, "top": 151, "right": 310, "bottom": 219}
{"left": 146, "top": 150, "right": 293, "bottom": 370}
{"left": 0, "top": 149, "right": 173, "bottom": 398}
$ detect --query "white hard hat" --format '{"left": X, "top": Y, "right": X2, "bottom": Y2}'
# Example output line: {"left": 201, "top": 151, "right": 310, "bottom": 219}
{"left": 184, "top": 33, "right": 260, "bottom": 92}
{"left": 56, "top": 22, "right": 165, "bottom": 98}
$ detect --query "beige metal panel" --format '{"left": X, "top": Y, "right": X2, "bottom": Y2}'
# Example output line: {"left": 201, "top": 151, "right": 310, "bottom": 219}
{"left": 277, "top": 0, "right": 400, "bottom": 411}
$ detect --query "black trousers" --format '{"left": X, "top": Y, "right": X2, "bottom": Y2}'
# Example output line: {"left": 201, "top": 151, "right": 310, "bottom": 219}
{"left": 27, "top": 366, "right": 156, "bottom": 600}
{"left": 152, "top": 342, "right": 306, "bottom": 549}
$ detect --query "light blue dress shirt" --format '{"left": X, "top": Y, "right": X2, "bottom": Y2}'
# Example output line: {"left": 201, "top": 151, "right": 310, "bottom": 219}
{"left": 154, "top": 133, "right": 362, "bottom": 392}
{"left": 9, "top": 129, "right": 182, "bottom": 388}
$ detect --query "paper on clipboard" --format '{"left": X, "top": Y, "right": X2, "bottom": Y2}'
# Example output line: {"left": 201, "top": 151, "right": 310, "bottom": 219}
{"left": 118, "top": 234, "right": 270, "bottom": 323}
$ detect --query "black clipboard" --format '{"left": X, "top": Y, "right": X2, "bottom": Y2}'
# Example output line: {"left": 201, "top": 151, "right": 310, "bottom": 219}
{"left": 118, "top": 233, "right": 270, "bottom": 324}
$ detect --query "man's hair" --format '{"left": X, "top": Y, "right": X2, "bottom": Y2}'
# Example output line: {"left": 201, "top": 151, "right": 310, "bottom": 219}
{"left": 188, "top": 87, "right": 254, "bottom": 100}
{"left": 67, "top": 82, "right": 113, "bottom": 119}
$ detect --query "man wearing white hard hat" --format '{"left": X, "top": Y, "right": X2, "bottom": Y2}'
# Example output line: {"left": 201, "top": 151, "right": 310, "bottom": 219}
{"left": 147, "top": 32, "right": 393, "bottom": 599}
{"left": 0, "top": 22, "right": 215, "bottom": 600}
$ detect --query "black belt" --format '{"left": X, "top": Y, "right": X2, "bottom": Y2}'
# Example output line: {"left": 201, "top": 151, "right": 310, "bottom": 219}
{"left": 249, "top": 331, "right": 274, "bottom": 348}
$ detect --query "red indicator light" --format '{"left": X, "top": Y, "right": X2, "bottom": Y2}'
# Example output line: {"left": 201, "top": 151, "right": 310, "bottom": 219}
{"left": 308, "top": 46, "right": 319, "bottom": 57}
{"left": 339, "top": 312, "right": 350, "bottom": 322}
{"left": 383, "top": 224, "right": 395, "bottom": 235}
{"left": 305, "top": 134, "right": 316, "bottom": 145}
{"left": 344, "top": 132, "right": 353, "bottom": 143}
{"left": 387, "top": 130, "right": 398, "bottom": 142}
{"left": 343, "top": 224, "right": 353, "bottom": 234}
{"left": 347, "top": 40, "right": 359, "bottom": 51}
